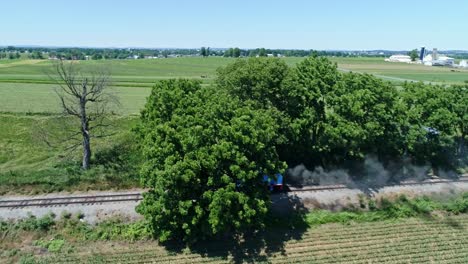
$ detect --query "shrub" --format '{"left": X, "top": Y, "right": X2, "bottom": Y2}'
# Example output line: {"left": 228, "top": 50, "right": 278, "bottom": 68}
{"left": 19, "top": 213, "right": 55, "bottom": 231}
{"left": 33, "top": 238, "right": 65, "bottom": 253}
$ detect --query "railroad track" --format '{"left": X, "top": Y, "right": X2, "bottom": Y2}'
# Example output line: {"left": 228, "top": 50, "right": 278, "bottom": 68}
{"left": 287, "top": 176, "right": 468, "bottom": 192}
{"left": 0, "top": 192, "right": 142, "bottom": 208}
{"left": 1, "top": 177, "right": 467, "bottom": 209}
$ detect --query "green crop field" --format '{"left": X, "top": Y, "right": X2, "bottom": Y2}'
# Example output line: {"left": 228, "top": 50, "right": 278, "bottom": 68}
{"left": 0, "top": 57, "right": 467, "bottom": 115}
{"left": 13, "top": 215, "right": 468, "bottom": 264}
{"left": 0, "top": 57, "right": 300, "bottom": 85}
{"left": 0, "top": 83, "right": 150, "bottom": 115}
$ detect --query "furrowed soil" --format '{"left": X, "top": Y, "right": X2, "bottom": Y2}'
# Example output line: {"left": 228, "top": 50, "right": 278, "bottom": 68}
{"left": 7, "top": 214, "right": 467, "bottom": 264}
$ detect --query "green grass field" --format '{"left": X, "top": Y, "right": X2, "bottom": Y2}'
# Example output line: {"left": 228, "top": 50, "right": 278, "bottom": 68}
{"left": 1, "top": 57, "right": 467, "bottom": 115}
{"left": 0, "top": 115, "right": 140, "bottom": 194}
{"left": 7, "top": 215, "right": 468, "bottom": 263}
{"left": 0, "top": 57, "right": 302, "bottom": 85}
{"left": 0, "top": 83, "right": 149, "bottom": 115}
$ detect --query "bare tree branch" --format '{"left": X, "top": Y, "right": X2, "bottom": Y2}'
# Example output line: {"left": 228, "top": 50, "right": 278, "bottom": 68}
{"left": 40, "top": 59, "right": 119, "bottom": 170}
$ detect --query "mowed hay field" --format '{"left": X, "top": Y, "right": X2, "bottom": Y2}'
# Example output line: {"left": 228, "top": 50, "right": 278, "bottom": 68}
{"left": 1, "top": 57, "right": 468, "bottom": 114}
{"left": 28, "top": 215, "right": 468, "bottom": 264}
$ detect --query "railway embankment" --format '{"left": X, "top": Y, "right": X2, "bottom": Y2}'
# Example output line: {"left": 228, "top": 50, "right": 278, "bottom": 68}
{"left": 1, "top": 177, "right": 467, "bottom": 223}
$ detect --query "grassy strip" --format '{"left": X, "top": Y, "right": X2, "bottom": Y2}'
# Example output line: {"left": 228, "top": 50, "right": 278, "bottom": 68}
{"left": 0, "top": 115, "right": 142, "bottom": 195}
{"left": 304, "top": 193, "right": 468, "bottom": 225}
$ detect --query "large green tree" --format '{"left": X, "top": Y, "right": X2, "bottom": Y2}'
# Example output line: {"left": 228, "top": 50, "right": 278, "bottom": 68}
{"left": 283, "top": 56, "right": 342, "bottom": 166}
{"left": 216, "top": 57, "right": 290, "bottom": 109}
{"left": 324, "top": 73, "right": 406, "bottom": 164}
{"left": 448, "top": 84, "right": 468, "bottom": 161}
{"left": 401, "top": 82, "right": 467, "bottom": 167}
{"left": 408, "top": 49, "right": 419, "bottom": 62}
{"left": 135, "top": 79, "right": 285, "bottom": 243}
{"left": 200, "top": 47, "right": 207, "bottom": 57}
{"left": 216, "top": 57, "right": 309, "bottom": 166}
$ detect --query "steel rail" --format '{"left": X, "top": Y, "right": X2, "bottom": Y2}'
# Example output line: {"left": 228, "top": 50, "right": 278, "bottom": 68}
{"left": 1, "top": 177, "right": 467, "bottom": 208}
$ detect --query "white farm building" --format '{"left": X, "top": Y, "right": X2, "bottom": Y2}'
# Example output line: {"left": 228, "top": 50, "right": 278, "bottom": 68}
{"left": 423, "top": 54, "right": 455, "bottom": 66}
{"left": 459, "top": 60, "right": 467, "bottom": 68}
{"left": 420, "top": 47, "right": 455, "bottom": 66}
{"left": 384, "top": 55, "right": 412, "bottom": 63}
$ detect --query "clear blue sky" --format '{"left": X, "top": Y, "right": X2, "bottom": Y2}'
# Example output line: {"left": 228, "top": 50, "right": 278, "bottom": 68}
{"left": 1, "top": 0, "right": 466, "bottom": 50}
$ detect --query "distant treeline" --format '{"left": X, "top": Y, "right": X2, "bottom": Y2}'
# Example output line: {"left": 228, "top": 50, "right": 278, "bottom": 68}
{"left": 221, "top": 48, "right": 386, "bottom": 58}
{"left": 0, "top": 46, "right": 202, "bottom": 60}
{"left": 2, "top": 46, "right": 468, "bottom": 60}
{"left": 0, "top": 46, "right": 395, "bottom": 60}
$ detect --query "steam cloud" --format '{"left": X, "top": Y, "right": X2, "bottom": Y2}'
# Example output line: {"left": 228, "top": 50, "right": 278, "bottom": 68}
{"left": 286, "top": 156, "right": 433, "bottom": 187}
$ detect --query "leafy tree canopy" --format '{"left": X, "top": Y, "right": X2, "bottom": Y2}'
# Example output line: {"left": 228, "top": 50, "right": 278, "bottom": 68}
{"left": 136, "top": 79, "right": 285, "bottom": 243}
{"left": 136, "top": 57, "right": 467, "bottom": 243}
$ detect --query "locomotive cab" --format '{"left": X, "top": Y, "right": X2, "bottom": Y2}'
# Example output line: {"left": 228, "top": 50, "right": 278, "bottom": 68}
{"left": 263, "top": 173, "right": 284, "bottom": 192}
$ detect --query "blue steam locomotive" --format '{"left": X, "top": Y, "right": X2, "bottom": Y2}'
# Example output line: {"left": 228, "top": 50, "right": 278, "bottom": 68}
{"left": 263, "top": 173, "right": 284, "bottom": 191}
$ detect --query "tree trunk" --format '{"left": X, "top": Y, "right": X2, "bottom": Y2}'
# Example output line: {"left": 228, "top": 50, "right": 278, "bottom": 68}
{"left": 460, "top": 131, "right": 466, "bottom": 158}
{"left": 80, "top": 84, "right": 91, "bottom": 170}
{"left": 82, "top": 130, "right": 91, "bottom": 170}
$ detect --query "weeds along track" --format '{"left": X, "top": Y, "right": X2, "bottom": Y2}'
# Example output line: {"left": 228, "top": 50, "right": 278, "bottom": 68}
{"left": 1, "top": 176, "right": 467, "bottom": 209}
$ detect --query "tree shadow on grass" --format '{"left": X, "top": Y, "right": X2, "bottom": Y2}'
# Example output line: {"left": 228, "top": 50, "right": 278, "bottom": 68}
{"left": 163, "top": 194, "right": 309, "bottom": 263}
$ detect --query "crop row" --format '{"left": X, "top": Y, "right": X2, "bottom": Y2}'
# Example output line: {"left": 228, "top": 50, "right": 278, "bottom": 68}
{"left": 50, "top": 234, "right": 466, "bottom": 264}
{"left": 269, "top": 241, "right": 467, "bottom": 264}
{"left": 36, "top": 216, "right": 468, "bottom": 264}
{"left": 47, "top": 233, "right": 466, "bottom": 264}
{"left": 285, "top": 237, "right": 464, "bottom": 256}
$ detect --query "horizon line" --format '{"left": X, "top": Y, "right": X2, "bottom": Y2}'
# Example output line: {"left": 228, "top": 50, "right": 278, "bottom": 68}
{"left": 2, "top": 44, "right": 468, "bottom": 52}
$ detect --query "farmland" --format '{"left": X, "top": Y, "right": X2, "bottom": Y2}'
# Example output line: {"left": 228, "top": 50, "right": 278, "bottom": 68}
{"left": 332, "top": 57, "right": 468, "bottom": 84}
{"left": 0, "top": 57, "right": 466, "bottom": 264}
{"left": 5, "top": 214, "right": 468, "bottom": 263}
{"left": 1, "top": 57, "right": 467, "bottom": 115}
{"left": 0, "top": 56, "right": 467, "bottom": 194}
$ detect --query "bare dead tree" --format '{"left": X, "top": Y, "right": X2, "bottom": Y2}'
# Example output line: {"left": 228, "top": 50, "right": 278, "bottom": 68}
{"left": 51, "top": 60, "right": 118, "bottom": 170}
